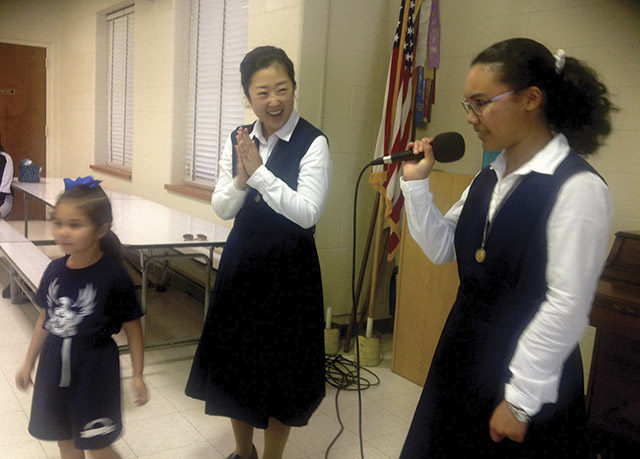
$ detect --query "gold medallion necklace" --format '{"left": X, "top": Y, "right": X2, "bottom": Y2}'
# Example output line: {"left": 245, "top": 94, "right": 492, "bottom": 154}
{"left": 475, "top": 175, "right": 524, "bottom": 264}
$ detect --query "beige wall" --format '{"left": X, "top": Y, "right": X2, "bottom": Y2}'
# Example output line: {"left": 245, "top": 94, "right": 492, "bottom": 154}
{"left": 1, "top": 0, "right": 639, "bottom": 327}
{"left": 308, "top": 0, "right": 398, "bottom": 321}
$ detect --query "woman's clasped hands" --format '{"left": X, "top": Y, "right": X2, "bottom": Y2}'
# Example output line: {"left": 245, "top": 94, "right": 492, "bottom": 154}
{"left": 234, "top": 127, "right": 263, "bottom": 190}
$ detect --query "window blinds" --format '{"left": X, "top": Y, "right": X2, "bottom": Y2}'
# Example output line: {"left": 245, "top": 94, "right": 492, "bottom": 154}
{"left": 187, "top": 0, "right": 248, "bottom": 186}
{"left": 107, "top": 7, "right": 135, "bottom": 168}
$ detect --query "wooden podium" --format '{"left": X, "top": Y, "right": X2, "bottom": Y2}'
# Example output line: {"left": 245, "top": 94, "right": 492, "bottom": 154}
{"left": 392, "top": 171, "right": 473, "bottom": 386}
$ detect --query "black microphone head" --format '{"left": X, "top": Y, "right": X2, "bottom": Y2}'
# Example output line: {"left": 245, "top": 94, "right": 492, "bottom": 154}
{"left": 432, "top": 132, "right": 465, "bottom": 163}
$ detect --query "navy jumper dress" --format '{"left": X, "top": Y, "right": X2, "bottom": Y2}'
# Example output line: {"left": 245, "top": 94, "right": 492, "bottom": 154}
{"left": 186, "top": 118, "right": 327, "bottom": 428}
{"left": 401, "top": 152, "right": 603, "bottom": 458}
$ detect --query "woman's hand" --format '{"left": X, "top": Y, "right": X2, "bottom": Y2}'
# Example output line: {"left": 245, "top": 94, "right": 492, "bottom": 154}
{"left": 132, "top": 375, "right": 149, "bottom": 406}
{"left": 402, "top": 137, "right": 436, "bottom": 181}
{"left": 489, "top": 400, "right": 529, "bottom": 443}
{"left": 234, "top": 127, "right": 262, "bottom": 189}
{"left": 233, "top": 128, "right": 250, "bottom": 189}
{"left": 15, "top": 363, "right": 33, "bottom": 392}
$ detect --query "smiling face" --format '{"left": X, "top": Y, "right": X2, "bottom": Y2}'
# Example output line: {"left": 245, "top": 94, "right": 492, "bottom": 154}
{"left": 247, "top": 63, "right": 295, "bottom": 139}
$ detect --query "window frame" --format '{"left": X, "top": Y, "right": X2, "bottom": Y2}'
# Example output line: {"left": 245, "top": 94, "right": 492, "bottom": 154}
{"left": 106, "top": 6, "right": 135, "bottom": 170}
{"left": 184, "top": 0, "right": 248, "bottom": 188}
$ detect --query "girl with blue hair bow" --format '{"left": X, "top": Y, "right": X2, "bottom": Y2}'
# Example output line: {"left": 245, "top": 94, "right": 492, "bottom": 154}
{"left": 16, "top": 176, "right": 148, "bottom": 459}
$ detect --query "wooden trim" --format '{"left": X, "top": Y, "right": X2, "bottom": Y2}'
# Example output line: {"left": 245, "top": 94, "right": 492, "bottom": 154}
{"left": 164, "top": 183, "right": 213, "bottom": 202}
{"left": 90, "top": 164, "right": 132, "bottom": 180}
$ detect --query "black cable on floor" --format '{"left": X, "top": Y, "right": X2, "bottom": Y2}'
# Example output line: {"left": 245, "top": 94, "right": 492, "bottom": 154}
{"left": 324, "top": 354, "right": 380, "bottom": 459}
{"left": 325, "top": 354, "right": 381, "bottom": 391}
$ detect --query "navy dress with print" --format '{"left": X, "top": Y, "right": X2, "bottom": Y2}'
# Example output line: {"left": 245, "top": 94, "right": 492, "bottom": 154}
{"left": 401, "top": 152, "right": 602, "bottom": 458}
{"left": 185, "top": 118, "right": 326, "bottom": 429}
{"left": 29, "top": 255, "right": 142, "bottom": 450}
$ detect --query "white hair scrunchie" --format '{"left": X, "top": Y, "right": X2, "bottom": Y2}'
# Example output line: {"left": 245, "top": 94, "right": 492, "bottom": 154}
{"left": 554, "top": 49, "right": 566, "bottom": 74}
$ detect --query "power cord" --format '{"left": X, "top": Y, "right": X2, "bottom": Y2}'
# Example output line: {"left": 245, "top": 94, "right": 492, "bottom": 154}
{"left": 324, "top": 162, "right": 381, "bottom": 459}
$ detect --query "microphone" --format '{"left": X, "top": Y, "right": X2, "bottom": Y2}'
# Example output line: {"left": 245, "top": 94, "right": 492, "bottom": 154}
{"left": 369, "top": 132, "right": 465, "bottom": 166}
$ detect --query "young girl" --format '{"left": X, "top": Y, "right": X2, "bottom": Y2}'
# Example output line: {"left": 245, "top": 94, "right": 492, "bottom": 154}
{"left": 16, "top": 176, "right": 148, "bottom": 459}
{"left": 400, "top": 38, "right": 613, "bottom": 458}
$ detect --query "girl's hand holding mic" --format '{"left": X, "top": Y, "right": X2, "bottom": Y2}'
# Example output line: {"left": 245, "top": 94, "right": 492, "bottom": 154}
{"left": 402, "top": 137, "right": 436, "bottom": 181}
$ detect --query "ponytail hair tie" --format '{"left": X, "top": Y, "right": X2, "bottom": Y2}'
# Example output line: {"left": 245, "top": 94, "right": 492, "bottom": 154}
{"left": 64, "top": 176, "right": 103, "bottom": 190}
{"left": 554, "top": 49, "right": 566, "bottom": 75}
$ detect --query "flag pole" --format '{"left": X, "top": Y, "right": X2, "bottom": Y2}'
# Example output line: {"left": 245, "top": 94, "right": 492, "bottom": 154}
{"left": 344, "top": 194, "right": 379, "bottom": 352}
{"left": 365, "top": 192, "right": 386, "bottom": 338}
{"left": 364, "top": 0, "right": 417, "bottom": 340}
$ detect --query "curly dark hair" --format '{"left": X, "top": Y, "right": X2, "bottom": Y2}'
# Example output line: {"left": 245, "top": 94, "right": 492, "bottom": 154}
{"left": 472, "top": 38, "right": 616, "bottom": 156}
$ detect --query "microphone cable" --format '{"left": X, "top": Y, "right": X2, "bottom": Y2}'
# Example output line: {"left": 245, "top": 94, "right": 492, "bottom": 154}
{"left": 323, "top": 162, "right": 381, "bottom": 459}
{"left": 324, "top": 353, "right": 380, "bottom": 459}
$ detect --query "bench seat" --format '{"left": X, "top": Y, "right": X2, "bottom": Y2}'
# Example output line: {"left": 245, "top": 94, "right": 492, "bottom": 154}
{"left": 0, "top": 220, "right": 29, "bottom": 243}
{"left": 0, "top": 240, "right": 50, "bottom": 307}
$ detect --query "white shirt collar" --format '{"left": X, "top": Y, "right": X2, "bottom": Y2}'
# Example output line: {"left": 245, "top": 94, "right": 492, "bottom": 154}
{"left": 251, "top": 109, "right": 300, "bottom": 144}
{"left": 490, "top": 133, "right": 571, "bottom": 179}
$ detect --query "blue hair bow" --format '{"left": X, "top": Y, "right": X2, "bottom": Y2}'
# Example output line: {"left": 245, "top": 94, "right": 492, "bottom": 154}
{"left": 64, "top": 176, "right": 103, "bottom": 191}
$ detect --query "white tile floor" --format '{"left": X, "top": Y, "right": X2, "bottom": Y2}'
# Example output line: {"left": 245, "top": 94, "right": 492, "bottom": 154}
{"left": 0, "top": 289, "right": 421, "bottom": 459}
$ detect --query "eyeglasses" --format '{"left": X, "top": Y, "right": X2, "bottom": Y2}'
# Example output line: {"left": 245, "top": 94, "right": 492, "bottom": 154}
{"left": 461, "top": 90, "right": 516, "bottom": 116}
{"left": 183, "top": 233, "right": 208, "bottom": 241}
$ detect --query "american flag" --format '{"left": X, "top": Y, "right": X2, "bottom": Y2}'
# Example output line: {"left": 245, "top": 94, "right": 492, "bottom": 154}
{"left": 370, "top": 0, "right": 420, "bottom": 260}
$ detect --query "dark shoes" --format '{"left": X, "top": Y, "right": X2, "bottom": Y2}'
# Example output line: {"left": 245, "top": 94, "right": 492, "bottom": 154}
{"left": 226, "top": 444, "right": 258, "bottom": 459}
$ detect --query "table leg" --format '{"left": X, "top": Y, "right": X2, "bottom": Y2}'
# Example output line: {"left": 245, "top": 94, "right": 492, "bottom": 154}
{"left": 141, "top": 252, "right": 148, "bottom": 344}
{"left": 205, "top": 247, "right": 213, "bottom": 317}
{"left": 23, "top": 194, "right": 29, "bottom": 238}
{"left": 138, "top": 251, "right": 212, "bottom": 348}
{"left": 9, "top": 267, "right": 19, "bottom": 304}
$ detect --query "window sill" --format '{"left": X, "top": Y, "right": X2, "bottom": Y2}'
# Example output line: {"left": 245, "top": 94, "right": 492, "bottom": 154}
{"left": 90, "top": 164, "right": 132, "bottom": 180}
{"left": 164, "top": 183, "right": 213, "bottom": 202}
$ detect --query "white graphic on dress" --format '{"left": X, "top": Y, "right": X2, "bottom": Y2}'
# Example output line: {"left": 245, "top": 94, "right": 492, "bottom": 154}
{"left": 80, "top": 417, "right": 117, "bottom": 438}
{"left": 45, "top": 279, "right": 97, "bottom": 337}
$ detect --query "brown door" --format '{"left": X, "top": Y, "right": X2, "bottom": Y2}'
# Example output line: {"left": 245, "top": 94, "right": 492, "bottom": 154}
{"left": 0, "top": 42, "right": 47, "bottom": 222}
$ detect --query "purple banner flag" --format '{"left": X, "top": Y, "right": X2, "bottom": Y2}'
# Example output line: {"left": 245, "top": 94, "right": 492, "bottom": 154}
{"left": 428, "top": 0, "right": 439, "bottom": 68}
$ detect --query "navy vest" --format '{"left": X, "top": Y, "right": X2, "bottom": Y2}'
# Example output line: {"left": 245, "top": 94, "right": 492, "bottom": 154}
{"left": 454, "top": 151, "right": 604, "bottom": 329}
{"left": 230, "top": 118, "right": 326, "bottom": 237}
